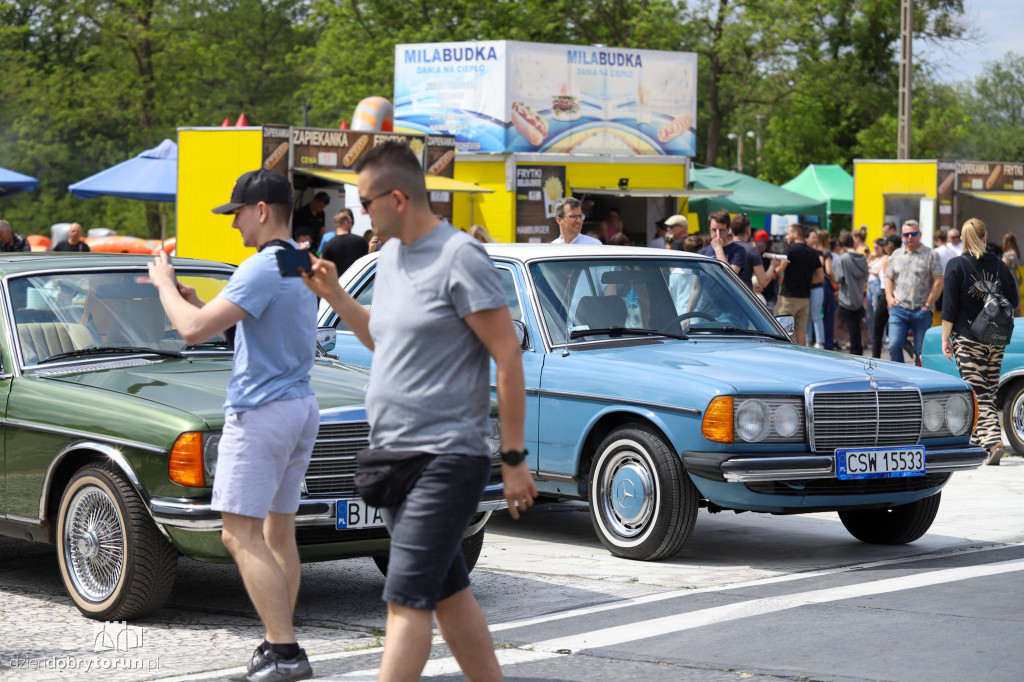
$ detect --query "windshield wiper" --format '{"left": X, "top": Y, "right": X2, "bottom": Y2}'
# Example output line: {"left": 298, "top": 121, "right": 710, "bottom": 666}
{"left": 686, "top": 326, "right": 788, "bottom": 341}
{"left": 39, "top": 346, "right": 183, "bottom": 364}
{"left": 184, "top": 339, "right": 231, "bottom": 350}
{"left": 570, "top": 326, "right": 688, "bottom": 341}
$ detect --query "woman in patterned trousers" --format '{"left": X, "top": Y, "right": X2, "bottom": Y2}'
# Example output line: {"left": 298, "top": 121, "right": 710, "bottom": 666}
{"left": 940, "top": 218, "right": 1019, "bottom": 465}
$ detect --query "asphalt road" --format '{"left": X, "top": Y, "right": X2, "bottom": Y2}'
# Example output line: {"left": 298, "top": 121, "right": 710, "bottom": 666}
{"left": 2, "top": 458, "right": 1022, "bottom": 681}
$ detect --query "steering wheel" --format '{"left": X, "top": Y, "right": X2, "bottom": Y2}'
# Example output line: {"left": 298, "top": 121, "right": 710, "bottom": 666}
{"left": 665, "top": 310, "right": 717, "bottom": 327}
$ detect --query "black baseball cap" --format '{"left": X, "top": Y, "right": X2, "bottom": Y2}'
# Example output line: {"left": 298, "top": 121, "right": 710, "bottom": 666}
{"left": 314, "top": 191, "right": 331, "bottom": 204}
{"left": 211, "top": 169, "right": 293, "bottom": 214}
{"left": 885, "top": 234, "right": 902, "bottom": 249}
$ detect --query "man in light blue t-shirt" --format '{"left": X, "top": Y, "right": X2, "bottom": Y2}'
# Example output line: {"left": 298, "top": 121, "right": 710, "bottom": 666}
{"left": 149, "top": 169, "right": 318, "bottom": 682}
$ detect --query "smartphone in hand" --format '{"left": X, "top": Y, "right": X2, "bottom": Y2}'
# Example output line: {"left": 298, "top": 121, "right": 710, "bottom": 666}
{"left": 276, "top": 249, "right": 312, "bottom": 277}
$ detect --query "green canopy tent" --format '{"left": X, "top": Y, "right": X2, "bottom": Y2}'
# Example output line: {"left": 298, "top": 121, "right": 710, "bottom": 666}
{"left": 781, "top": 164, "right": 853, "bottom": 229}
{"left": 687, "top": 167, "right": 827, "bottom": 234}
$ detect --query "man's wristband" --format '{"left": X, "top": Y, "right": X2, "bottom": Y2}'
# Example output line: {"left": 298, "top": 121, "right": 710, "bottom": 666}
{"left": 500, "top": 448, "right": 528, "bottom": 466}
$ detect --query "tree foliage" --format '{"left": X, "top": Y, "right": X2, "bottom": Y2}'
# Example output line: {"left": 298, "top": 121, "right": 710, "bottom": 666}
{"left": 1, "top": 0, "right": 1020, "bottom": 238}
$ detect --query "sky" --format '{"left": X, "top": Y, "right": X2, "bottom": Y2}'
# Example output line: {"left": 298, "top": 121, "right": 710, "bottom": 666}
{"left": 916, "top": 0, "right": 1024, "bottom": 84}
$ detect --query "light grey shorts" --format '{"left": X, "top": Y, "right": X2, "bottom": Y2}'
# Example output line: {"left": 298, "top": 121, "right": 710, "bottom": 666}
{"left": 211, "top": 394, "right": 320, "bottom": 519}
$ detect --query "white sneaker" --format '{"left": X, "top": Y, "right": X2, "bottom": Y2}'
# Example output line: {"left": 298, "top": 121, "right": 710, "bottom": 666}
{"left": 813, "top": 342, "right": 824, "bottom": 349}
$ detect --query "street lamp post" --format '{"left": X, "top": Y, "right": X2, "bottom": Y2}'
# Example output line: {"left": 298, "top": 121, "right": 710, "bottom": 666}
{"left": 727, "top": 131, "right": 757, "bottom": 173}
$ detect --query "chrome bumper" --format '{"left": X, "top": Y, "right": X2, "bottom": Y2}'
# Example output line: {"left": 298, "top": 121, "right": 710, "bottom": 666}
{"left": 683, "top": 444, "right": 988, "bottom": 483}
{"left": 151, "top": 483, "right": 505, "bottom": 531}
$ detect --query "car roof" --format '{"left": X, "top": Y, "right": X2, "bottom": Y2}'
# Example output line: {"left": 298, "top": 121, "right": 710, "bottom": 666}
{"left": 481, "top": 243, "right": 712, "bottom": 264}
{"left": 0, "top": 252, "right": 234, "bottom": 276}
{"left": 336, "top": 242, "right": 716, "bottom": 290}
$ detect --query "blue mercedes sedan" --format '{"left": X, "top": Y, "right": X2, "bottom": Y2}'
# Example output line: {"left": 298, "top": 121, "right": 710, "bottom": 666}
{"left": 319, "top": 244, "right": 987, "bottom": 561}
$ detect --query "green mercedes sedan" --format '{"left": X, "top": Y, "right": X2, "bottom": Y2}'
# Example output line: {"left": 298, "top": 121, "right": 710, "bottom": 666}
{"left": 0, "top": 252, "right": 497, "bottom": 621}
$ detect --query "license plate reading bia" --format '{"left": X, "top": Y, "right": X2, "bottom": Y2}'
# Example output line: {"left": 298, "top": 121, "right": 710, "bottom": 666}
{"left": 835, "top": 446, "right": 926, "bottom": 480}
{"left": 336, "top": 499, "right": 385, "bottom": 529}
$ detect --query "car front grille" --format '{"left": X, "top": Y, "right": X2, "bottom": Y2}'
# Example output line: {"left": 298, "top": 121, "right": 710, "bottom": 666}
{"left": 303, "top": 421, "right": 370, "bottom": 497}
{"left": 810, "top": 383, "right": 922, "bottom": 453}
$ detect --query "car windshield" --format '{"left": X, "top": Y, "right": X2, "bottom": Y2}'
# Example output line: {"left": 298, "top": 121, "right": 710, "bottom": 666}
{"left": 8, "top": 269, "right": 232, "bottom": 365}
{"left": 528, "top": 257, "right": 783, "bottom": 346}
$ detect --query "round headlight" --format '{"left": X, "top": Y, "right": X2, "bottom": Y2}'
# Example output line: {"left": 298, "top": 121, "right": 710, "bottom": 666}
{"left": 773, "top": 404, "right": 801, "bottom": 438}
{"left": 923, "top": 400, "right": 945, "bottom": 432}
{"left": 736, "top": 399, "right": 772, "bottom": 442}
{"left": 946, "top": 393, "right": 972, "bottom": 435}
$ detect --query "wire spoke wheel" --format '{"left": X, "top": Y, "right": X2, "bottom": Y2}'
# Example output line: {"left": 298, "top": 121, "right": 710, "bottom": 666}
{"left": 56, "top": 464, "right": 178, "bottom": 620}
{"left": 64, "top": 487, "right": 126, "bottom": 601}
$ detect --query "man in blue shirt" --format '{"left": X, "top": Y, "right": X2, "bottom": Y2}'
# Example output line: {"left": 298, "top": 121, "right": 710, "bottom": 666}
{"left": 149, "top": 169, "right": 318, "bottom": 682}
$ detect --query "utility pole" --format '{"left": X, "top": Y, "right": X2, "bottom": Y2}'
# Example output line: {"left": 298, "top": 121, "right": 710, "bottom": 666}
{"left": 897, "top": 0, "right": 913, "bottom": 159}
{"left": 301, "top": 103, "right": 312, "bottom": 127}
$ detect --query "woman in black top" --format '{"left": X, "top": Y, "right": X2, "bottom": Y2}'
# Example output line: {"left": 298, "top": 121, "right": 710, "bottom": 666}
{"left": 940, "top": 218, "right": 1019, "bottom": 465}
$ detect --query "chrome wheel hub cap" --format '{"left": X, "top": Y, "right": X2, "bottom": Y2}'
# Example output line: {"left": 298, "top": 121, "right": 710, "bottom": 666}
{"left": 64, "top": 487, "right": 124, "bottom": 602}
{"left": 599, "top": 451, "right": 654, "bottom": 537}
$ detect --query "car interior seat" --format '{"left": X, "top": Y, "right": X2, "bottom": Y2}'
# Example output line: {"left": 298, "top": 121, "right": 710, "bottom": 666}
{"left": 575, "top": 295, "right": 628, "bottom": 329}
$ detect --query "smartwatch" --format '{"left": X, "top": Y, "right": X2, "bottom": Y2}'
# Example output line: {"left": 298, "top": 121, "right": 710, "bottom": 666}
{"left": 500, "top": 448, "right": 528, "bottom": 466}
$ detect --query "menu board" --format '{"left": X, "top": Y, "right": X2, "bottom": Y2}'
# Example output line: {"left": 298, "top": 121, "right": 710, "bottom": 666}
{"left": 955, "top": 161, "right": 1024, "bottom": 193}
{"left": 288, "top": 128, "right": 425, "bottom": 172}
{"left": 515, "top": 165, "right": 566, "bottom": 243}
{"left": 425, "top": 135, "right": 457, "bottom": 221}
{"left": 936, "top": 160, "right": 956, "bottom": 230}
{"left": 394, "top": 41, "right": 698, "bottom": 157}
{"left": 262, "top": 125, "right": 291, "bottom": 175}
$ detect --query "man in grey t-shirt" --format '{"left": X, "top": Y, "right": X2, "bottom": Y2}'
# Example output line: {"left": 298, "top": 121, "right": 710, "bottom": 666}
{"left": 303, "top": 141, "right": 536, "bottom": 681}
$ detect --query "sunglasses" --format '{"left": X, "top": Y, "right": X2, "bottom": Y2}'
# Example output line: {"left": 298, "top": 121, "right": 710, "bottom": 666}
{"left": 950, "top": 235, "right": 961, "bottom": 241}
{"left": 902, "top": 231, "right": 920, "bottom": 238}
{"left": 360, "top": 188, "right": 395, "bottom": 211}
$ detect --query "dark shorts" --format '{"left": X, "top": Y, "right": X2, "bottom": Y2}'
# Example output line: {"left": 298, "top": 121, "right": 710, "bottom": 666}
{"left": 381, "top": 454, "right": 490, "bottom": 610}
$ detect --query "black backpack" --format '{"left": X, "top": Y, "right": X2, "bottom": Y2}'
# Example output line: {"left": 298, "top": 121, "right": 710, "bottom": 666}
{"left": 966, "top": 257, "right": 1014, "bottom": 345}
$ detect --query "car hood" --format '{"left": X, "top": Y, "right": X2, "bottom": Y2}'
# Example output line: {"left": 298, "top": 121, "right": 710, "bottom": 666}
{"left": 42, "top": 356, "right": 368, "bottom": 425}
{"left": 556, "top": 339, "right": 970, "bottom": 398}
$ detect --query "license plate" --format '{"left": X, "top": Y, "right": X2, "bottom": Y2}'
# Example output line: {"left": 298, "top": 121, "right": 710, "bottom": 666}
{"left": 336, "top": 499, "right": 386, "bottom": 530}
{"left": 835, "top": 446, "right": 926, "bottom": 480}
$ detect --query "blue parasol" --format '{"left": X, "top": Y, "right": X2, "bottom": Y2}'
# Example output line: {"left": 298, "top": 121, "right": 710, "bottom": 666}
{"left": 0, "top": 167, "right": 40, "bottom": 197}
{"left": 68, "top": 139, "right": 176, "bottom": 202}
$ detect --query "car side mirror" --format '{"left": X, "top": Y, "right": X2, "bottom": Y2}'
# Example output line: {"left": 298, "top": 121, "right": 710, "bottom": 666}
{"left": 775, "top": 315, "right": 796, "bottom": 339}
{"left": 513, "top": 320, "right": 528, "bottom": 349}
{"left": 316, "top": 327, "right": 337, "bottom": 353}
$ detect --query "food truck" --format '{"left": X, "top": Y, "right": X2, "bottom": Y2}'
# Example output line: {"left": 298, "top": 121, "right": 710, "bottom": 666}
{"left": 176, "top": 125, "right": 476, "bottom": 263}
{"left": 393, "top": 40, "right": 711, "bottom": 244}
{"left": 853, "top": 159, "right": 1024, "bottom": 246}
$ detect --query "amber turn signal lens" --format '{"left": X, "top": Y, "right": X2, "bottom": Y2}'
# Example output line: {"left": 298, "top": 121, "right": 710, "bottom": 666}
{"left": 170, "top": 432, "right": 205, "bottom": 487}
{"left": 702, "top": 396, "right": 734, "bottom": 443}
{"left": 971, "top": 390, "right": 979, "bottom": 435}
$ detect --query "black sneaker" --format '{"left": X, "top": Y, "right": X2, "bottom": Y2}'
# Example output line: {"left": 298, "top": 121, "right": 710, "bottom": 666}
{"left": 230, "top": 647, "right": 312, "bottom": 682}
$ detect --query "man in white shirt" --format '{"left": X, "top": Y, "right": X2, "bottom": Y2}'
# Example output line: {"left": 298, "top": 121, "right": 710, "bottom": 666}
{"left": 948, "top": 227, "right": 964, "bottom": 254}
{"left": 551, "top": 197, "right": 602, "bottom": 245}
{"left": 933, "top": 229, "right": 957, "bottom": 273}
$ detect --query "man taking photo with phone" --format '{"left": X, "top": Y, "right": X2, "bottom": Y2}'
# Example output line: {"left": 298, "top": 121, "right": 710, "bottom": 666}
{"left": 148, "top": 168, "right": 320, "bottom": 682}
